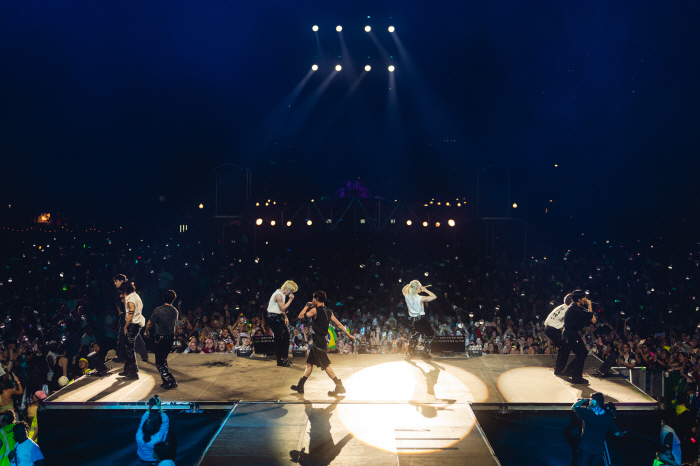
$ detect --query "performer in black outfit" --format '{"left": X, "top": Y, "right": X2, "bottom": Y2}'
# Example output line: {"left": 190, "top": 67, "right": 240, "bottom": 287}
{"left": 291, "top": 291, "right": 355, "bottom": 396}
{"left": 113, "top": 274, "right": 148, "bottom": 363}
{"left": 563, "top": 290, "right": 596, "bottom": 384}
{"left": 144, "top": 289, "right": 179, "bottom": 389}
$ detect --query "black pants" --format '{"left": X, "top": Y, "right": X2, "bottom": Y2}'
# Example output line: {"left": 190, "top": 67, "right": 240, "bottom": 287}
{"left": 408, "top": 316, "right": 435, "bottom": 356}
{"left": 125, "top": 324, "right": 142, "bottom": 374}
{"left": 267, "top": 313, "right": 289, "bottom": 362}
{"left": 117, "top": 314, "right": 147, "bottom": 360}
{"left": 154, "top": 334, "right": 176, "bottom": 385}
{"left": 577, "top": 448, "right": 603, "bottom": 466}
{"left": 563, "top": 329, "right": 587, "bottom": 378}
{"left": 545, "top": 326, "right": 570, "bottom": 373}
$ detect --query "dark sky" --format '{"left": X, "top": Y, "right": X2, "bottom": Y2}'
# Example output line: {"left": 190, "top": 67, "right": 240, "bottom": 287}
{"left": 1, "top": 1, "right": 699, "bottom": 239}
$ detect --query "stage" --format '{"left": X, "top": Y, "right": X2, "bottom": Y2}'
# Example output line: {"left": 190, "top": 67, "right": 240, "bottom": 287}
{"left": 43, "top": 354, "right": 657, "bottom": 466}
{"left": 45, "top": 353, "right": 655, "bottom": 409}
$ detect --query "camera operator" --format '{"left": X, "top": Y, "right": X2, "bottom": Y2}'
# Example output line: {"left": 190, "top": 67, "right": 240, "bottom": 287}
{"left": 144, "top": 290, "right": 179, "bottom": 390}
{"left": 8, "top": 421, "right": 44, "bottom": 466}
{"left": 572, "top": 393, "right": 624, "bottom": 466}
{"left": 136, "top": 395, "right": 169, "bottom": 465}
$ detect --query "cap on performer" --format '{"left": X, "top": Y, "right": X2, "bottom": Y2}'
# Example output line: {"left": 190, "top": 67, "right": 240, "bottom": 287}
{"left": 290, "top": 291, "right": 355, "bottom": 396}
{"left": 402, "top": 280, "right": 437, "bottom": 360}
{"left": 267, "top": 280, "right": 298, "bottom": 367}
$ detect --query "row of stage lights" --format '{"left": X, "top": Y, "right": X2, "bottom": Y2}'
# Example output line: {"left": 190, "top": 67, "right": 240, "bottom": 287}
{"left": 312, "top": 64, "right": 395, "bottom": 72}
{"left": 255, "top": 218, "right": 457, "bottom": 227}
{"left": 312, "top": 25, "right": 396, "bottom": 33}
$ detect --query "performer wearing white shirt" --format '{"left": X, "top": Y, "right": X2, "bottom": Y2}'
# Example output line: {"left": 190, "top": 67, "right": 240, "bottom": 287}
{"left": 544, "top": 291, "right": 575, "bottom": 376}
{"left": 402, "top": 280, "right": 437, "bottom": 360}
{"left": 119, "top": 281, "right": 146, "bottom": 380}
{"left": 267, "top": 280, "right": 298, "bottom": 367}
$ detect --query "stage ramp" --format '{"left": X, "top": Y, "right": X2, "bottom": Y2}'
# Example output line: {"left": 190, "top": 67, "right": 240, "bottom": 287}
{"left": 197, "top": 401, "right": 500, "bottom": 466}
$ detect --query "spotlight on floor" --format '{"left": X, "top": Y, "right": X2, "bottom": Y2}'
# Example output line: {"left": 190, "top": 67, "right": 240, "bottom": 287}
{"left": 335, "top": 64, "right": 342, "bottom": 71}
{"left": 448, "top": 219, "right": 456, "bottom": 227}
{"left": 336, "top": 25, "right": 342, "bottom": 32}
{"left": 312, "top": 25, "right": 319, "bottom": 32}
{"left": 365, "top": 25, "right": 371, "bottom": 32}
{"left": 365, "top": 65, "right": 371, "bottom": 72}
{"left": 312, "top": 64, "right": 318, "bottom": 71}
{"left": 388, "top": 26, "right": 395, "bottom": 32}
{"left": 388, "top": 65, "right": 395, "bottom": 72}
{"left": 256, "top": 218, "right": 263, "bottom": 226}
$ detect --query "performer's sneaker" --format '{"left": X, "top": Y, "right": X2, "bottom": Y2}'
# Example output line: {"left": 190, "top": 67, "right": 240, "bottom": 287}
{"left": 163, "top": 381, "right": 178, "bottom": 390}
{"left": 570, "top": 377, "right": 589, "bottom": 385}
{"left": 123, "top": 372, "right": 139, "bottom": 380}
{"left": 553, "top": 371, "right": 565, "bottom": 377}
{"left": 291, "top": 384, "right": 304, "bottom": 394}
{"left": 277, "top": 360, "right": 292, "bottom": 367}
{"left": 118, "top": 371, "right": 130, "bottom": 377}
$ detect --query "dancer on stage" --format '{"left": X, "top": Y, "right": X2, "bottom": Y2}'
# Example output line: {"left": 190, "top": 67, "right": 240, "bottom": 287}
{"left": 544, "top": 291, "right": 575, "bottom": 376}
{"left": 144, "top": 289, "right": 179, "bottom": 389}
{"left": 563, "top": 290, "right": 596, "bottom": 385}
{"left": 267, "top": 280, "right": 298, "bottom": 367}
{"left": 402, "top": 280, "right": 437, "bottom": 360}
{"left": 291, "top": 291, "right": 355, "bottom": 396}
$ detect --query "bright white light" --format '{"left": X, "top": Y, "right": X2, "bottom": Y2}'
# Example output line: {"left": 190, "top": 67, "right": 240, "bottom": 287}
{"left": 336, "top": 25, "right": 342, "bottom": 32}
{"left": 198, "top": 203, "right": 204, "bottom": 209}
{"left": 388, "top": 65, "right": 395, "bottom": 72}
{"left": 312, "top": 25, "right": 319, "bottom": 32}
{"left": 422, "top": 222, "right": 428, "bottom": 227}
{"left": 364, "top": 26, "right": 371, "bottom": 32}
{"left": 364, "top": 65, "right": 371, "bottom": 72}
{"left": 335, "top": 64, "right": 342, "bottom": 71}
{"left": 286, "top": 221, "right": 292, "bottom": 226}
{"left": 307, "top": 220, "right": 313, "bottom": 226}
{"left": 512, "top": 203, "right": 518, "bottom": 208}
{"left": 388, "top": 26, "right": 395, "bottom": 32}
{"left": 270, "top": 220, "right": 276, "bottom": 226}
{"left": 448, "top": 219, "right": 456, "bottom": 227}
{"left": 312, "top": 64, "right": 318, "bottom": 71}
{"left": 406, "top": 220, "right": 412, "bottom": 226}
{"left": 435, "top": 222, "right": 441, "bottom": 227}
{"left": 256, "top": 218, "right": 263, "bottom": 225}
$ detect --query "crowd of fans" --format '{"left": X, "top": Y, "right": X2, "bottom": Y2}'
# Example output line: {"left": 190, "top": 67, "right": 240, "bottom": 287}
{"left": 1, "top": 225, "right": 700, "bottom": 462}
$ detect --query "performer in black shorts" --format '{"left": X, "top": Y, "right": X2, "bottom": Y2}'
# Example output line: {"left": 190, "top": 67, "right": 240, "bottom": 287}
{"left": 290, "top": 291, "right": 355, "bottom": 396}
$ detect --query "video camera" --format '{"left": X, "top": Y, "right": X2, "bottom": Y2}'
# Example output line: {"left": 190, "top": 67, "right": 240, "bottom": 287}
{"left": 148, "top": 394, "right": 160, "bottom": 408}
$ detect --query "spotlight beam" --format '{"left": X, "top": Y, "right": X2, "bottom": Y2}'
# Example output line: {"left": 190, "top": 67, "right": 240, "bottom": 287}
{"left": 259, "top": 69, "right": 315, "bottom": 139}
{"left": 283, "top": 71, "right": 338, "bottom": 137}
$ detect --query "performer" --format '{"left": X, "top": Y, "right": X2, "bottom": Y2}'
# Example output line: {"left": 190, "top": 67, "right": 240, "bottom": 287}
{"left": 118, "top": 281, "right": 147, "bottom": 380}
{"left": 572, "top": 393, "right": 624, "bottom": 466}
{"left": 267, "top": 280, "right": 298, "bottom": 367}
{"left": 563, "top": 290, "right": 596, "bottom": 385}
{"left": 113, "top": 274, "right": 148, "bottom": 363}
{"left": 144, "top": 289, "right": 179, "bottom": 390}
{"left": 291, "top": 291, "right": 355, "bottom": 396}
{"left": 402, "top": 280, "right": 437, "bottom": 360}
{"left": 544, "top": 291, "right": 575, "bottom": 376}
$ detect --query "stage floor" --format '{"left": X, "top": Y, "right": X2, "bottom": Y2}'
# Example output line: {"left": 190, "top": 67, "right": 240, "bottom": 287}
{"left": 199, "top": 401, "right": 500, "bottom": 466}
{"left": 46, "top": 354, "right": 655, "bottom": 409}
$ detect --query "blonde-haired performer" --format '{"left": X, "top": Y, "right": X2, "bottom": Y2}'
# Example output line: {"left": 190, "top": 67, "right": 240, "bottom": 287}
{"left": 402, "top": 280, "right": 437, "bottom": 360}
{"left": 267, "top": 280, "right": 298, "bottom": 367}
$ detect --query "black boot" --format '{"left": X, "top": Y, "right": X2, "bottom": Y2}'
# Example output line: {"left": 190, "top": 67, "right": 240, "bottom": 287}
{"left": 328, "top": 378, "right": 346, "bottom": 396}
{"left": 278, "top": 359, "right": 292, "bottom": 367}
{"left": 291, "top": 376, "right": 307, "bottom": 394}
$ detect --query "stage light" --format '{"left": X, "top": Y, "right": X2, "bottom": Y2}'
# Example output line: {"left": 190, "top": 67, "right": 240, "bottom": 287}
{"left": 435, "top": 222, "right": 441, "bottom": 227}
{"left": 312, "top": 64, "right": 318, "bottom": 71}
{"left": 335, "top": 64, "right": 342, "bottom": 71}
{"left": 336, "top": 25, "right": 342, "bottom": 32}
{"left": 365, "top": 65, "right": 371, "bottom": 71}
{"left": 406, "top": 220, "right": 412, "bottom": 226}
{"left": 448, "top": 219, "right": 455, "bottom": 227}
{"left": 312, "top": 25, "right": 319, "bottom": 32}
{"left": 388, "top": 26, "right": 395, "bottom": 32}
{"left": 256, "top": 202, "right": 259, "bottom": 206}
{"left": 286, "top": 221, "right": 292, "bottom": 226}
{"left": 512, "top": 203, "right": 518, "bottom": 208}
{"left": 270, "top": 220, "right": 276, "bottom": 226}
{"left": 256, "top": 218, "right": 263, "bottom": 225}
{"left": 199, "top": 203, "right": 204, "bottom": 209}
{"left": 423, "top": 222, "right": 428, "bottom": 227}
{"left": 306, "top": 219, "right": 313, "bottom": 226}
{"left": 388, "top": 65, "right": 395, "bottom": 72}
{"left": 365, "top": 25, "right": 371, "bottom": 32}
